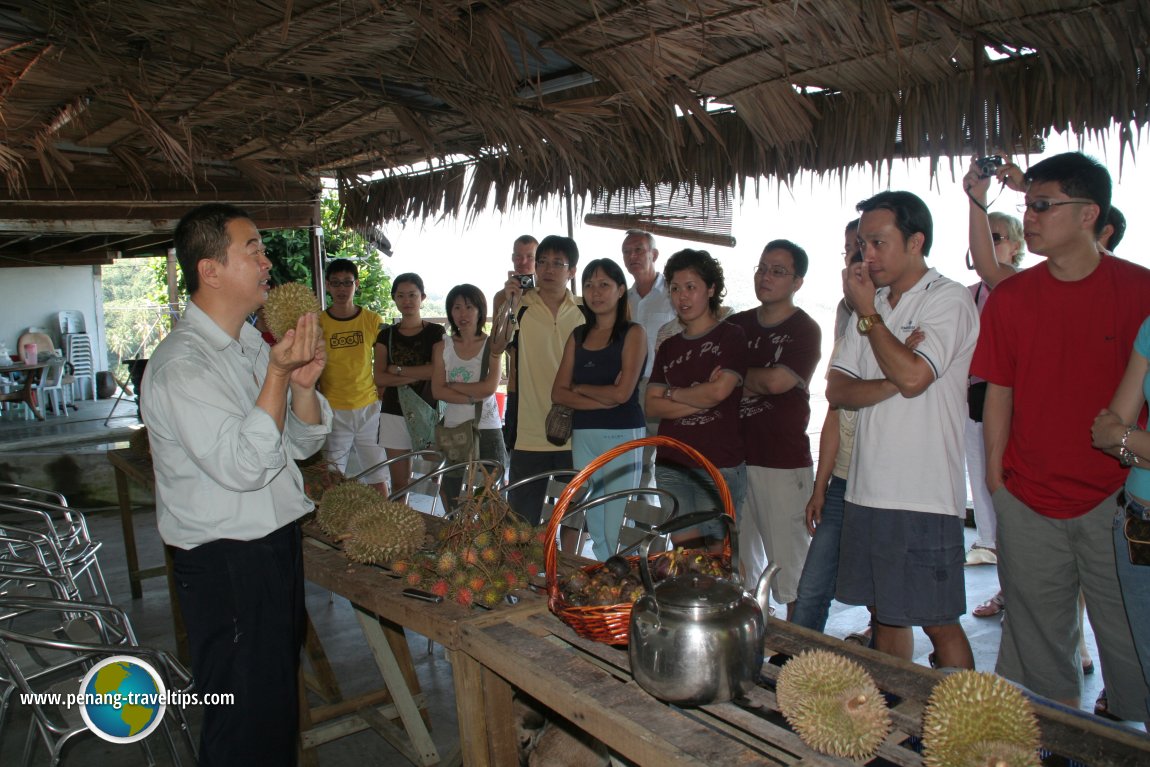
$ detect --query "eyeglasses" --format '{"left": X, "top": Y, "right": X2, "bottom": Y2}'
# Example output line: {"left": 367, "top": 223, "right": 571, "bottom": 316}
{"left": 755, "top": 265, "right": 796, "bottom": 279}
{"left": 990, "top": 233, "right": 1009, "bottom": 244}
{"left": 1017, "top": 198, "right": 1095, "bottom": 214}
{"left": 327, "top": 280, "right": 356, "bottom": 288}
{"left": 536, "top": 259, "right": 569, "bottom": 270}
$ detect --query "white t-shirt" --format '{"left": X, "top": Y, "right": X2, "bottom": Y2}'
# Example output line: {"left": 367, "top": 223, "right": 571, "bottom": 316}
{"left": 830, "top": 268, "right": 978, "bottom": 517}
{"left": 441, "top": 337, "right": 501, "bottom": 430}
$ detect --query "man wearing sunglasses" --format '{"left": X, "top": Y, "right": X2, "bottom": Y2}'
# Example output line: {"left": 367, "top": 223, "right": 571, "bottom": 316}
{"left": 972, "top": 152, "right": 1150, "bottom": 723}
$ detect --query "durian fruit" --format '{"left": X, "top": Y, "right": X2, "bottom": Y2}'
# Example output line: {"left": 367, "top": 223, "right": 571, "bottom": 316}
{"left": 775, "top": 650, "right": 891, "bottom": 761}
{"left": 316, "top": 481, "right": 378, "bottom": 537}
{"left": 344, "top": 501, "right": 427, "bottom": 565}
{"left": 922, "top": 670, "right": 1040, "bottom": 767}
{"left": 262, "top": 282, "right": 321, "bottom": 341}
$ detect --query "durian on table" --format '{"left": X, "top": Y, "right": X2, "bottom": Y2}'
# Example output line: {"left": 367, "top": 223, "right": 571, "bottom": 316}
{"left": 317, "top": 480, "right": 426, "bottom": 565}
{"left": 775, "top": 649, "right": 891, "bottom": 761}
{"left": 922, "top": 670, "right": 1041, "bottom": 767}
{"left": 262, "top": 282, "right": 321, "bottom": 341}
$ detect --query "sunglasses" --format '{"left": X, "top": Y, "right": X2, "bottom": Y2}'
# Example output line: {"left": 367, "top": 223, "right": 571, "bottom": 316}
{"left": 1017, "top": 198, "right": 1095, "bottom": 214}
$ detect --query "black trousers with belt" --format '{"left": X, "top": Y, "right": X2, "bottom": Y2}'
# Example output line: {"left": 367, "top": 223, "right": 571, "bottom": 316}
{"left": 171, "top": 521, "right": 305, "bottom": 767}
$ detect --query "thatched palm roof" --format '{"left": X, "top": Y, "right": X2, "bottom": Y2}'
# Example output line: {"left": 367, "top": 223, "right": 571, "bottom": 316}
{"left": 0, "top": 0, "right": 1146, "bottom": 264}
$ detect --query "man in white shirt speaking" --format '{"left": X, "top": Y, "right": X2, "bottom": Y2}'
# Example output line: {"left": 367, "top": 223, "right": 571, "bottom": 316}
{"left": 142, "top": 203, "right": 332, "bottom": 766}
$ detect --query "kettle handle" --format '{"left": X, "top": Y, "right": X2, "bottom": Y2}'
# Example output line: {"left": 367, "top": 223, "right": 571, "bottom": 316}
{"left": 638, "top": 511, "right": 739, "bottom": 595}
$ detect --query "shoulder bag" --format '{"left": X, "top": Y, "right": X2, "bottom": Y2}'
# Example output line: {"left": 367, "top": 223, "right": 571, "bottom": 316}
{"left": 434, "top": 338, "right": 490, "bottom": 464}
{"left": 390, "top": 326, "right": 439, "bottom": 450}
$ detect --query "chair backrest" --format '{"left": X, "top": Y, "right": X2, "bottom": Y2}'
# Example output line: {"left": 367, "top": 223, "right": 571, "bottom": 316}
{"left": 391, "top": 458, "right": 505, "bottom": 517}
{"left": 37, "top": 358, "right": 65, "bottom": 388}
{"left": 499, "top": 470, "right": 589, "bottom": 546}
{"left": 17, "top": 330, "right": 54, "bottom": 358}
{"left": 560, "top": 486, "right": 679, "bottom": 556}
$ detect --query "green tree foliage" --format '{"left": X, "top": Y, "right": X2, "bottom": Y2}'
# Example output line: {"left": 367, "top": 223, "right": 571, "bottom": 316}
{"left": 104, "top": 194, "right": 396, "bottom": 380}
{"left": 103, "top": 257, "right": 172, "bottom": 378}
{"left": 264, "top": 194, "right": 394, "bottom": 317}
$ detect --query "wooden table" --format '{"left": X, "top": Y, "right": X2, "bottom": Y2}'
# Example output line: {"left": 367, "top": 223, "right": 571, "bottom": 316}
{"left": 105, "top": 447, "right": 188, "bottom": 662}
{"left": 0, "top": 361, "right": 48, "bottom": 420}
{"left": 301, "top": 526, "right": 547, "bottom": 767}
{"left": 455, "top": 610, "right": 1150, "bottom": 767}
{"left": 304, "top": 526, "right": 1150, "bottom": 767}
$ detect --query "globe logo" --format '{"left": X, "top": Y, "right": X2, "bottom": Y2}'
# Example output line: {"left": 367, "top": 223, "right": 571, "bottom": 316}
{"left": 78, "top": 656, "right": 167, "bottom": 744}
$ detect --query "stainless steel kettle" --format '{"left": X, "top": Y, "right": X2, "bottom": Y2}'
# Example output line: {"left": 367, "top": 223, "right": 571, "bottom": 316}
{"left": 628, "top": 512, "right": 777, "bottom": 706}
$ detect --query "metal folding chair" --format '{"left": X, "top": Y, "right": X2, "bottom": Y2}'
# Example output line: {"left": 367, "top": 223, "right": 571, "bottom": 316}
{"left": 390, "top": 459, "right": 505, "bottom": 518}
{"left": 499, "top": 470, "right": 589, "bottom": 553}
{"left": 0, "top": 497, "right": 109, "bottom": 605}
{"left": 350, "top": 449, "right": 447, "bottom": 512}
{"left": 0, "top": 596, "right": 195, "bottom": 766}
{"left": 566, "top": 487, "right": 679, "bottom": 557}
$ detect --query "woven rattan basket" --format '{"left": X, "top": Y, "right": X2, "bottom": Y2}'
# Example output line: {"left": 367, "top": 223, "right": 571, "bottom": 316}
{"left": 544, "top": 436, "right": 734, "bottom": 646}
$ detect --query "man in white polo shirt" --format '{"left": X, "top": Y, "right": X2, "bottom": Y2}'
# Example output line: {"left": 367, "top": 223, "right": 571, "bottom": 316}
{"left": 828, "top": 190, "right": 978, "bottom": 669}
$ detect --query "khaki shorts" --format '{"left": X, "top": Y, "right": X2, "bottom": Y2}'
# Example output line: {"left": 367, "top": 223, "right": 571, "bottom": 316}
{"left": 994, "top": 485, "right": 1149, "bottom": 719}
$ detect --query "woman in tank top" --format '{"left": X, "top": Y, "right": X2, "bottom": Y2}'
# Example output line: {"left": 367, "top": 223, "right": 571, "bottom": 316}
{"left": 551, "top": 258, "right": 646, "bottom": 559}
{"left": 430, "top": 284, "right": 508, "bottom": 508}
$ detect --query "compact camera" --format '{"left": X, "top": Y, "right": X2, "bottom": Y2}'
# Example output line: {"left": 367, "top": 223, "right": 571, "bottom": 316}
{"left": 516, "top": 273, "right": 536, "bottom": 290}
{"left": 976, "top": 155, "right": 1004, "bottom": 179}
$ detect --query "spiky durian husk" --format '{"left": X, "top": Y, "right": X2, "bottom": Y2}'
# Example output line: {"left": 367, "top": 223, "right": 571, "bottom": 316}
{"left": 316, "top": 481, "right": 378, "bottom": 537}
{"left": 262, "top": 282, "right": 321, "bottom": 341}
{"left": 922, "top": 671, "right": 1040, "bottom": 767}
{"left": 776, "top": 650, "right": 891, "bottom": 761}
{"left": 344, "top": 501, "right": 427, "bottom": 565}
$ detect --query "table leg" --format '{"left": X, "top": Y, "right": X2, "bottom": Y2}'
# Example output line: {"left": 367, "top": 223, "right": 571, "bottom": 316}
{"left": 114, "top": 466, "right": 143, "bottom": 599}
{"left": 449, "top": 649, "right": 517, "bottom": 767}
{"left": 354, "top": 606, "right": 440, "bottom": 766}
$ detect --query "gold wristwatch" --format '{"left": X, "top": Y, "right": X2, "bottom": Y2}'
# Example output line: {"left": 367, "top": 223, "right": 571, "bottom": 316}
{"left": 857, "top": 314, "right": 883, "bottom": 335}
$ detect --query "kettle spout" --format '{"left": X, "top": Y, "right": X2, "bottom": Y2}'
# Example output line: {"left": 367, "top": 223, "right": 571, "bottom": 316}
{"left": 753, "top": 564, "right": 779, "bottom": 617}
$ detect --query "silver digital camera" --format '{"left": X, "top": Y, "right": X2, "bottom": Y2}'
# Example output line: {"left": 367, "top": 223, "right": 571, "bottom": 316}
{"left": 516, "top": 273, "right": 536, "bottom": 290}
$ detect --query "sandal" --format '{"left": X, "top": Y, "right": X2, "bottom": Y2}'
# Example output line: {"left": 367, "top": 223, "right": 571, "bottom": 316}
{"left": 1094, "top": 688, "right": 1121, "bottom": 721}
{"left": 972, "top": 592, "right": 1005, "bottom": 618}
{"left": 844, "top": 627, "right": 872, "bottom": 647}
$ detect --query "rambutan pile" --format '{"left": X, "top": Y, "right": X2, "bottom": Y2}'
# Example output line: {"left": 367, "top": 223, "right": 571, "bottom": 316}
{"left": 389, "top": 469, "right": 545, "bottom": 607}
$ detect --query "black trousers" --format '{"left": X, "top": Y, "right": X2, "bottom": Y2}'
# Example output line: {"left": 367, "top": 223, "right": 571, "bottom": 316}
{"left": 171, "top": 522, "right": 305, "bottom": 767}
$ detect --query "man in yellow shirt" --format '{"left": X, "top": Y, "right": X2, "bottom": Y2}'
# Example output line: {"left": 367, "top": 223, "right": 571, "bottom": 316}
{"left": 500, "top": 235, "right": 584, "bottom": 522}
{"left": 318, "top": 259, "right": 388, "bottom": 492}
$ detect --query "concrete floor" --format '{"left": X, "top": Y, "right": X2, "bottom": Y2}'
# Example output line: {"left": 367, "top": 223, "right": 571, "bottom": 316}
{"left": 0, "top": 398, "right": 1128, "bottom": 765}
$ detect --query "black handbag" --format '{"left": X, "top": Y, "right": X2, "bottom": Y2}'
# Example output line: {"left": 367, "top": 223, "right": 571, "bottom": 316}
{"left": 967, "top": 381, "right": 989, "bottom": 423}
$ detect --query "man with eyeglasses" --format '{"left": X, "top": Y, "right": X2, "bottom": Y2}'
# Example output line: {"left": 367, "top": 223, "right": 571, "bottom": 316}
{"left": 828, "top": 191, "right": 978, "bottom": 670}
{"left": 316, "top": 258, "right": 389, "bottom": 493}
{"left": 972, "top": 152, "right": 1150, "bottom": 722}
{"left": 728, "top": 240, "right": 821, "bottom": 619}
{"left": 623, "top": 229, "right": 677, "bottom": 485}
{"left": 500, "top": 235, "right": 585, "bottom": 523}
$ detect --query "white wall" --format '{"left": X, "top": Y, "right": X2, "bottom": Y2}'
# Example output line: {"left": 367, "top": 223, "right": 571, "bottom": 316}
{"left": 0, "top": 265, "right": 107, "bottom": 371}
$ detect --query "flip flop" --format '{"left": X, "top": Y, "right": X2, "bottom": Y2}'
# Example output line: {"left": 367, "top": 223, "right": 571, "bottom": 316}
{"left": 972, "top": 593, "right": 1005, "bottom": 618}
